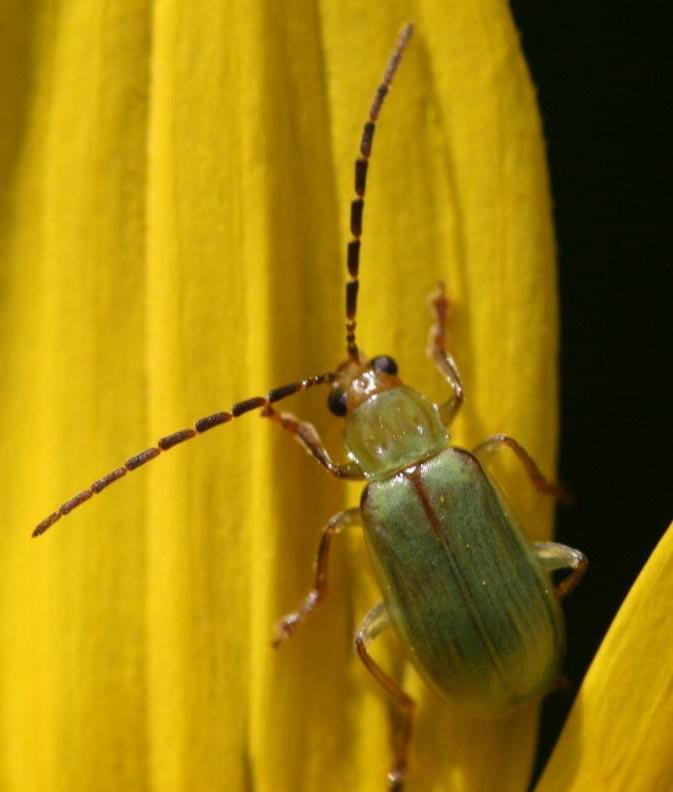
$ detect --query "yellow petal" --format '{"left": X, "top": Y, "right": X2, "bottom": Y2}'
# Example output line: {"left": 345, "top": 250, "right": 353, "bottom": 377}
{"left": 536, "top": 522, "right": 673, "bottom": 792}
{"left": 0, "top": 1, "right": 556, "bottom": 791}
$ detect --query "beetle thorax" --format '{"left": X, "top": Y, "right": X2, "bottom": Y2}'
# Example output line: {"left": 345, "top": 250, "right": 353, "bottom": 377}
{"left": 343, "top": 386, "right": 449, "bottom": 480}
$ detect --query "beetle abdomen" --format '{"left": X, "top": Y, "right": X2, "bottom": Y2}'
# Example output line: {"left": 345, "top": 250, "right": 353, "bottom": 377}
{"left": 361, "top": 447, "right": 564, "bottom": 715}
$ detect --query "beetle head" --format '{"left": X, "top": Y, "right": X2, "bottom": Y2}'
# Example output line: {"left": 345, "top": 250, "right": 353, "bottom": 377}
{"left": 327, "top": 353, "right": 402, "bottom": 418}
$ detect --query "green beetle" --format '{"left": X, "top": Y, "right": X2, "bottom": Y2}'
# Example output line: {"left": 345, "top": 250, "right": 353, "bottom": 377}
{"left": 265, "top": 322, "right": 586, "bottom": 790}
{"left": 33, "top": 23, "right": 586, "bottom": 791}
{"left": 266, "top": 25, "right": 586, "bottom": 789}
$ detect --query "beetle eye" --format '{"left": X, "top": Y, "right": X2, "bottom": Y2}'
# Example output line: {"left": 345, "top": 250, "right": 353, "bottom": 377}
{"left": 327, "top": 388, "right": 348, "bottom": 417}
{"left": 370, "top": 355, "right": 399, "bottom": 376}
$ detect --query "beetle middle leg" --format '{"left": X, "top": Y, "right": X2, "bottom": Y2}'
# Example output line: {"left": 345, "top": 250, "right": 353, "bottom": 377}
{"left": 533, "top": 541, "right": 588, "bottom": 599}
{"left": 356, "top": 602, "right": 416, "bottom": 792}
{"left": 271, "top": 508, "right": 361, "bottom": 647}
{"left": 427, "top": 281, "right": 464, "bottom": 428}
{"left": 472, "top": 433, "right": 571, "bottom": 503}
{"left": 261, "top": 405, "right": 364, "bottom": 480}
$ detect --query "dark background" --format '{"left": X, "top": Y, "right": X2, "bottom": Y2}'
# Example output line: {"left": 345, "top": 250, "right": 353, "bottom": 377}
{"left": 508, "top": 1, "right": 673, "bottom": 782}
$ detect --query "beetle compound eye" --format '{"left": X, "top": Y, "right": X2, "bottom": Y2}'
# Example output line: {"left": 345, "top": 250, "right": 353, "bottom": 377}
{"left": 327, "top": 388, "right": 348, "bottom": 417}
{"left": 371, "top": 355, "right": 399, "bottom": 376}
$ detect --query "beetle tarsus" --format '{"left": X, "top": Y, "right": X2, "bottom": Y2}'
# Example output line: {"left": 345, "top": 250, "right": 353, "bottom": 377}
{"left": 270, "top": 614, "right": 300, "bottom": 648}
{"left": 387, "top": 767, "right": 406, "bottom": 791}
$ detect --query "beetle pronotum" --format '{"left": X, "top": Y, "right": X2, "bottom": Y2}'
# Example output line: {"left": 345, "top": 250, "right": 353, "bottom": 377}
{"left": 34, "top": 24, "right": 587, "bottom": 791}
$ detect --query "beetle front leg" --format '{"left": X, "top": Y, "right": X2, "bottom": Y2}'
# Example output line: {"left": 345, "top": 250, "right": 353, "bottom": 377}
{"left": 261, "top": 405, "right": 364, "bottom": 480}
{"left": 356, "top": 602, "right": 416, "bottom": 792}
{"left": 427, "top": 282, "right": 464, "bottom": 428}
{"left": 533, "top": 542, "right": 588, "bottom": 599}
{"left": 272, "top": 508, "right": 361, "bottom": 647}
{"left": 472, "top": 433, "right": 571, "bottom": 503}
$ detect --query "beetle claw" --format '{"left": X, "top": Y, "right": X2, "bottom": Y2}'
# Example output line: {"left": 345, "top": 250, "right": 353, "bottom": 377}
{"left": 387, "top": 766, "right": 406, "bottom": 791}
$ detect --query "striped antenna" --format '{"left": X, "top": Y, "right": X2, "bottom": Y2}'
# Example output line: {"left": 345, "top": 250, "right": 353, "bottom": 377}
{"left": 345, "top": 22, "right": 414, "bottom": 361}
{"left": 32, "top": 373, "right": 334, "bottom": 537}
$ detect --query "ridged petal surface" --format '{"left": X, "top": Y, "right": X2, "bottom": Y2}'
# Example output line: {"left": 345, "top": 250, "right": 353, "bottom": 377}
{"left": 0, "top": 2, "right": 556, "bottom": 790}
{"left": 536, "top": 522, "right": 673, "bottom": 792}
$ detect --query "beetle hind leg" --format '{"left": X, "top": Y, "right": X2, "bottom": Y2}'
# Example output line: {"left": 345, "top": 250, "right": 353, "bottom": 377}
{"left": 533, "top": 541, "right": 588, "bottom": 599}
{"left": 356, "top": 602, "right": 416, "bottom": 791}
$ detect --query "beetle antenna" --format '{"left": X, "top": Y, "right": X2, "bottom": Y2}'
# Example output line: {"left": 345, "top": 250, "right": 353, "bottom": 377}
{"left": 345, "top": 22, "right": 413, "bottom": 361}
{"left": 32, "top": 373, "right": 335, "bottom": 537}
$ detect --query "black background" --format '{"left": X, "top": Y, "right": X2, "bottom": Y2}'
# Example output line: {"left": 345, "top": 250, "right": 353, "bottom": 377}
{"left": 509, "top": 1, "right": 673, "bottom": 782}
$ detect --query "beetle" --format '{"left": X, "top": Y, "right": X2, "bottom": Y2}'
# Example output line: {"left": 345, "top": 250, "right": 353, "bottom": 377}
{"left": 33, "top": 24, "right": 587, "bottom": 791}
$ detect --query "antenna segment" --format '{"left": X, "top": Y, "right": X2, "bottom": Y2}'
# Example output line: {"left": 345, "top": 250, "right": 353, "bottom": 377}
{"left": 345, "top": 23, "right": 414, "bottom": 361}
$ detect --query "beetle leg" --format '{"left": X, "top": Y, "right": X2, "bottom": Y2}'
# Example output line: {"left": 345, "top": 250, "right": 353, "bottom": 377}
{"left": 356, "top": 602, "right": 416, "bottom": 792}
{"left": 533, "top": 541, "right": 588, "bottom": 599}
{"left": 271, "top": 508, "right": 361, "bottom": 647}
{"left": 427, "top": 282, "right": 464, "bottom": 428}
{"left": 471, "top": 434, "right": 572, "bottom": 503}
{"left": 261, "top": 405, "right": 364, "bottom": 480}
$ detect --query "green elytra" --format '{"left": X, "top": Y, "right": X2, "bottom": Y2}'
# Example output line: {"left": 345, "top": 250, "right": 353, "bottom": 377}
{"left": 32, "top": 23, "right": 587, "bottom": 792}
{"left": 349, "top": 386, "right": 565, "bottom": 715}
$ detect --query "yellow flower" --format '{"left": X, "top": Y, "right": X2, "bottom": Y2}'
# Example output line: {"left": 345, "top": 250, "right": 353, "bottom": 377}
{"left": 2, "top": 2, "right": 669, "bottom": 791}
{"left": 535, "top": 521, "right": 673, "bottom": 792}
